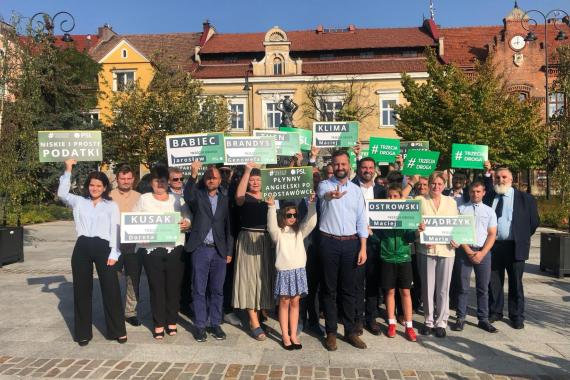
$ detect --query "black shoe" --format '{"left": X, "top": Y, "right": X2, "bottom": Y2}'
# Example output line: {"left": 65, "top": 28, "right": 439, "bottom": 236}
{"left": 511, "top": 320, "right": 525, "bottom": 330}
{"left": 117, "top": 336, "right": 128, "bottom": 344}
{"left": 193, "top": 328, "right": 207, "bottom": 342}
{"left": 489, "top": 314, "right": 503, "bottom": 323}
{"left": 78, "top": 340, "right": 90, "bottom": 347}
{"left": 451, "top": 319, "right": 465, "bottom": 332}
{"left": 125, "top": 316, "right": 141, "bottom": 327}
{"left": 208, "top": 325, "right": 227, "bottom": 340}
{"left": 478, "top": 320, "right": 498, "bottom": 333}
{"left": 434, "top": 327, "right": 447, "bottom": 338}
{"left": 366, "top": 320, "right": 382, "bottom": 336}
{"left": 419, "top": 326, "right": 433, "bottom": 336}
{"left": 292, "top": 342, "right": 303, "bottom": 350}
{"left": 281, "top": 340, "right": 295, "bottom": 350}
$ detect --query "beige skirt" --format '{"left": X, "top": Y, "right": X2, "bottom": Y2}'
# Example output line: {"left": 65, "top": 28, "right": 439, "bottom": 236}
{"left": 232, "top": 229, "right": 276, "bottom": 310}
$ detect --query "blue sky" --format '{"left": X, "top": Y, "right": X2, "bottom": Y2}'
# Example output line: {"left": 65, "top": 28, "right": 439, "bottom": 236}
{"left": 1, "top": 0, "right": 569, "bottom": 35}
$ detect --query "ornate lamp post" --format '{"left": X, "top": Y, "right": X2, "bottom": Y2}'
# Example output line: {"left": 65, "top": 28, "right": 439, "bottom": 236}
{"left": 28, "top": 11, "right": 76, "bottom": 41}
{"left": 521, "top": 5, "right": 569, "bottom": 199}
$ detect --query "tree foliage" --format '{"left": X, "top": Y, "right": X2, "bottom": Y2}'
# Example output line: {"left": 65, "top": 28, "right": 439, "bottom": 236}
{"left": 395, "top": 49, "right": 545, "bottom": 170}
{"left": 104, "top": 56, "right": 229, "bottom": 172}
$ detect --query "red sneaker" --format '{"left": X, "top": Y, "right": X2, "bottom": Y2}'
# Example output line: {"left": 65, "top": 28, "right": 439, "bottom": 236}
{"left": 387, "top": 324, "right": 396, "bottom": 338}
{"left": 405, "top": 327, "right": 417, "bottom": 342}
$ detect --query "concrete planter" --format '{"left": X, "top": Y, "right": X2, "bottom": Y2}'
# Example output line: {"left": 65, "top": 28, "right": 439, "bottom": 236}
{"left": 0, "top": 226, "right": 24, "bottom": 268}
{"left": 540, "top": 232, "right": 570, "bottom": 278}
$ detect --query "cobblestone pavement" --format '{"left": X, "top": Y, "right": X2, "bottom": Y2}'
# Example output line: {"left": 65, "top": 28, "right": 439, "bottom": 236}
{"left": 0, "top": 222, "right": 568, "bottom": 380}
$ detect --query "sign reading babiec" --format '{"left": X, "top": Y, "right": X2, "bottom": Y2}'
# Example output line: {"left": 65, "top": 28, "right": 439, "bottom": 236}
{"left": 166, "top": 133, "right": 225, "bottom": 166}
{"left": 420, "top": 215, "right": 476, "bottom": 244}
{"left": 402, "top": 150, "right": 440, "bottom": 176}
{"left": 279, "top": 126, "right": 312, "bottom": 151}
{"left": 224, "top": 136, "right": 277, "bottom": 165}
{"left": 400, "top": 141, "right": 429, "bottom": 160}
{"left": 312, "top": 121, "right": 359, "bottom": 148}
{"left": 38, "top": 130, "right": 102, "bottom": 162}
{"left": 253, "top": 130, "right": 300, "bottom": 156}
{"left": 451, "top": 143, "right": 488, "bottom": 169}
{"left": 367, "top": 200, "right": 421, "bottom": 229}
{"left": 261, "top": 166, "right": 313, "bottom": 200}
{"left": 368, "top": 137, "right": 401, "bottom": 163}
{"left": 121, "top": 212, "right": 181, "bottom": 244}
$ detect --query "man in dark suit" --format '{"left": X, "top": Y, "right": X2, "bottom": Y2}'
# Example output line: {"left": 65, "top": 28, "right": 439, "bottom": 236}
{"left": 184, "top": 160, "right": 233, "bottom": 341}
{"left": 482, "top": 163, "right": 539, "bottom": 329}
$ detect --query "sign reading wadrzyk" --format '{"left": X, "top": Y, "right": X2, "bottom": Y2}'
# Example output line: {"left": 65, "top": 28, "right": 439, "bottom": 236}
{"left": 367, "top": 200, "right": 421, "bottom": 229}
{"left": 261, "top": 166, "right": 313, "bottom": 200}
{"left": 166, "top": 133, "right": 225, "bottom": 166}
{"left": 224, "top": 136, "right": 277, "bottom": 165}
{"left": 312, "top": 121, "right": 359, "bottom": 148}
{"left": 253, "top": 130, "right": 300, "bottom": 156}
{"left": 420, "top": 215, "right": 476, "bottom": 244}
{"left": 38, "top": 130, "right": 102, "bottom": 162}
{"left": 121, "top": 212, "right": 181, "bottom": 244}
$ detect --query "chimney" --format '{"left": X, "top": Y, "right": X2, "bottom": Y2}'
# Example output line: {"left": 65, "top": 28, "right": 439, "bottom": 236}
{"left": 316, "top": 24, "right": 323, "bottom": 34}
{"left": 97, "top": 24, "right": 116, "bottom": 42}
{"left": 199, "top": 19, "right": 216, "bottom": 47}
{"left": 348, "top": 24, "right": 356, "bottom": 32}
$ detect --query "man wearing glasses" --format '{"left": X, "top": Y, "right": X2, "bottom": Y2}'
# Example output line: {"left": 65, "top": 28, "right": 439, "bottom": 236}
{"left": 168, "top": 168, "right": 185, "bottom": 196}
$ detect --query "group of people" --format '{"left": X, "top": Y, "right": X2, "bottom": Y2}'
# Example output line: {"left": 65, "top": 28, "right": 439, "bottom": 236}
{"left": 57, "top": 145, "right": 539, "bottom": 351}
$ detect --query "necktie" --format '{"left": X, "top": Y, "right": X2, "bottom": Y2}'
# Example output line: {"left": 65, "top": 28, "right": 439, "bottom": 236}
{"left": 495, "top": 194, "right": 504, "bottom": 219}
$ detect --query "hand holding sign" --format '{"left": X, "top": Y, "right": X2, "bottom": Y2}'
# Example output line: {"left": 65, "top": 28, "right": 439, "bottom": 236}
{"left": 266, "top": 194, "right": 275, "bottom": 206}
{"left": 180, "top": 219, "right": 191, "bottom": 231}
{"left": 191, "top": 159, "right": 203, "bottom": 178}
{"left": 64, "top": 158, "right": 77, "bottom": 173}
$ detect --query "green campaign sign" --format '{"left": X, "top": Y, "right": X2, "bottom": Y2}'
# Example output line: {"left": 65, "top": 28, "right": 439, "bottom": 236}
{"left": 369, "top": 137, "right": 401, "bottom": 163}
{"left": 402, "top": 150, "right": 440, "bottom": 176}
{"left": 401, "top": 141, "right": 429, "bottom": 160}
{"left": 312, "top": 121, "right": 359, "bottom": 148}
{"left": 451, "top": 143, "right": 488, "bottom": 169}
{"left": 253, "top": 130, "right": 300, "bottom": 156}
{"left": 166, "top": 133, "right": 225, "bottom": 166}
{"left": 224, "top": 136, "right": 277, "bottom": 165}
{"left": 367, "top": 200, "right": 421, "bottom": 229}
{"left": 121, "top": 212, "right": 181, "bottom": 243}
{"left": 261, "top": 166, "right": 313, "bottom": 200}
{"left": 279, "top": 126, "right": 312, "bottom": 151}
{"left": 38, "top": 130, "right": 102, "bottom": 162}
{"left": 420, "top": 215, "right": 476, "bottom": 244}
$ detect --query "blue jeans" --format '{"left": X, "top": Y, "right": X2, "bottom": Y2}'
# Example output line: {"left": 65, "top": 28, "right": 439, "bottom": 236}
{"left": 192, "top": 245, "right": 227, "bottom": 329}
{"left": 456, "top": 248, "right": 491, "bottom": 321}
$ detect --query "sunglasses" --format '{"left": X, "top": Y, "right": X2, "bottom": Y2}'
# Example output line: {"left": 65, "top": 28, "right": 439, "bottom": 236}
{"left": 171, "top": 177, "right": 184, "bottom": 182}
{"left": 286, "top": 213, "right": 297, "bottom": 219}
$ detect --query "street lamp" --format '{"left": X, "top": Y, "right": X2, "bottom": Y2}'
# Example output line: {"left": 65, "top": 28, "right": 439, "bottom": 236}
{"left": 28, "top": 11, "right": 76, "bottom": 42}
{"left": 521, "top": 7, "right": 569, "bottom": 199}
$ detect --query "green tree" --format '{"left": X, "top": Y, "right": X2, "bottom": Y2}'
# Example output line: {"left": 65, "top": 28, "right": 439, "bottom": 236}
{"left": 395, "top": 49, "right": 545, "bottom": 170}
{"left": 104, "top": 56, "right": 229, "bottom": 172}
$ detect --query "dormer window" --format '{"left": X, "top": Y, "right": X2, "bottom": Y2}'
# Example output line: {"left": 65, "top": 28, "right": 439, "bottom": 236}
{"left": 273, "top": 57, "right": 283, "bottom": 75}
{"left": 121, "top": 49, "right": 128, "bottom": 59}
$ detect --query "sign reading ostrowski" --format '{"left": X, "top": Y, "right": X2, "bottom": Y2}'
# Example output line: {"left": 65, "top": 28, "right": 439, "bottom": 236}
{"left": 261, "top": 166, "right": 313, "bottom": 200}
{"left": 38, "top": 130, "right": 102, "bottom": 162}
{"left": 420, "top": 215, "right": 476, "bottom": 245}
{"left": 121, "top": 212, "right": 181, "bottom": 244}
{"left": 312, "top": 121, "right": 359, "bottom": 148}
{"left": 224, "top": 136, "right": 277, "bottom": 165}
{"left": 166, "top": 133, "right": 225, "bottom": 166}
{"left": 367, "top": 200, "right": 421, "bottom": 229}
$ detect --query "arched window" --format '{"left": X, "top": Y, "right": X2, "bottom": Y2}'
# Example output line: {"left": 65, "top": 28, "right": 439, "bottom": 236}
{"left": 273, "top": 57, "right": 283, "bottom": 76}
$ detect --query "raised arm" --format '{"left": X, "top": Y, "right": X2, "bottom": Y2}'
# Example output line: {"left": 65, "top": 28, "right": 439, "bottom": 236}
{"left": 57, "top": 159, "right": 80, "bottom": 208}
{"left": 266, "top": 196, "right": 280, "bottom": 243}
{"left": 299, "top": 197, "right": 317, "bottom": 239}
{"left": 183, "top": 160, "right": 202, "bottom": 209}
{"left": 235, "top": 162, "right": 258, "bottom": 206}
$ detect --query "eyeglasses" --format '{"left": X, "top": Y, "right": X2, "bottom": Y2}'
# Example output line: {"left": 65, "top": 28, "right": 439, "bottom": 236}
{"left": 171, "top": 177, "right": 184, "bottom": 182}
{"left": 286, "top": 213, "right": 297, "bottom": 219}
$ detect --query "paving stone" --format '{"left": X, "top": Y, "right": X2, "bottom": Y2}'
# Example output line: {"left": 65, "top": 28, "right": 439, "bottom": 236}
{"left": 104, "top": 370, "right": 123, "bottom": 379}
{"left": 213, "top": 364, "right": 228, "bottom": 374}
{"left": 300, "top": 376, "right": 312, "bottom": 380}
{"left": 156, "top": 362, "right": 172, "bottom": 372}
{"left": 197, "top": 363, "right": 214, "bottom": 375}
{"left": 402, "top": 371, "right": 417, "bottom": 377}
{"left": 6, "top": 357, "right": 24, "bottom": 363}
{"left": 0, "top": 364, "right": 14, "bottom": 373}
{"left": 4, "top": 368, "right": 19, "bottom": 375}
{"left": 45, "top": 367, "right": 62, "bottom": 377}
{"left": 131, "top": 362, "right": 144, "bottom": 369}
{"left": 226, "top": 364, "right": 243, "bottom": 377}
{"left": 256, "top": 366, "right": 270, "bottom": 374}
{"left": 300, "top": 367, "right": 313, "bottom": 377}
{"left": 417, "top": 371, "right": 433, "bottom": 380}
{"left": 269, "top": 370, "right": 283, "bottom": 378}
{"left": 162, "top": 368, "right": 183, "bottom": 380}
{"left": 114, "top": 361, "right": 131, "bottom": 370}
{"left": 35, "top": 359, "right": 62, "bottom": 374}
{"left": 177, "top": 374, "right": 194, "bottom": 380}
{"left": 77, "top": 359, "right": 91, "bottom": 366}
{"left": 372, "top": 369, "right": 388, "bottom": 380}
{"left": 13, "top": 357, "right": 35, "bottom": 368}
{"left": 147, "top": 373, "right": 162, "bottom": 380}
{"left": 31, "top": 358, "right": 50, "bottom": 367}
{"left": 344, "top": 368, "right": 357, "bottom": 378}
{"left": 173, "top": 363, "right": 186, "bottom": 368}
{"left": 89, "top": 366, "right": 111, "bottom": 379}
{"left": 61, "top": 364, "right": 85, "bottom": 378}
{"left": 59, "top": 358, "right": 76, "bottom": 367}
{"left": 358, "top": 369, "right": 372, "bottom": 378}
{"left": 387, "top": 370, "right": 403, "bottom": 380}
{"left": 185, "top": 363, "right": 201, "bottom": 373}
{"left": 74, "top": 370, "right": 92, "bottom": 378}
{"left": 244, "top": 366, "right": 256, "bottom": 371}
{"left": 118, "top": 368, "right": 138, "bottom": 379}
{"left": 103, "top": 360, "right": 120, "bottom": 367}
{"left": 329, "top": 368, "right": 341, "bottom": 377}
{"left": 137, "top": 362, "right": 159, "bottom": 377}
{"left": 211, "top": 374, "right": 224, "bottom": 380}
{"left": 284, "top": 376, "right": 296, "bottom": 380}
{"left": 17, "top": 367, "right": 35, "bottom": 376}
{"left": 240, "top": 370, "right": 255, "bottom": 379}
{"left": 284, "top": 366, "right": 298, "bottom": 375}
{"left": 253, "top": 375, "right": 268, "bottom": 380}
{"left": 0, "top": 357, "right": 10, "bottom": 364}
{"left": 86, "top": 360, "right": 105, "bottom": 370}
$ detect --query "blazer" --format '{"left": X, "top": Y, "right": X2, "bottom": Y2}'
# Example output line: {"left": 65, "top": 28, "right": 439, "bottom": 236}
{"left": 183, "top": 177, "right": 233, "bottom": 257}
{"left": 482, "top": 175, "right": 539, "bottom": 261}
{"left": 442, "top": 187, "right": 470, "bottom": 204}
{"left": 351, "top": 177, "right": 387, "bottom": 199}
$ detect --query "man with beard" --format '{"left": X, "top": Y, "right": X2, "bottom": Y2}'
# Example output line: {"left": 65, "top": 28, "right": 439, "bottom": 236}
{"left": 483, "top": 162, "right": 539, "bottom": 329}
{"left": 317, "top": 150, "right": 368, "bottom": 351}
{"left": 351, "top": 156, "right": 385, "bottom": 335}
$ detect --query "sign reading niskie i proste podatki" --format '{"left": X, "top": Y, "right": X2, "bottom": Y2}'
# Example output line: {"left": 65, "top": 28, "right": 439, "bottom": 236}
{"left": 38, "top": 130, "right": 102, "bottom": 162}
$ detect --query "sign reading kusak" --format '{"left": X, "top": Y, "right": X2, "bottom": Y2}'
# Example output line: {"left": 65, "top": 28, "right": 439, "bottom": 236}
{"left": 253, "top": 130, "right": 300, "bottom": 156}
{"left": 224, "top": 136, "right": 277, "bottom": 165}
{"left": 38, "top": 130, "right": 102, "bottom": 162}
{"left": 367, "top": 200, "right": 421, "bottom": 229}
{"left": 166, "top": 133, "right": 225, "bottom": 166}
{"left": 121, "top": 212, "right": 181, "bottom": 244}
{"left": 420, "top": 215, "right": 476, "bottom": 244}
{"left": 312, "top": 121, "right": 359, "bottom": 148}
{"left": 261, "top": 166, "right": 313, "bottom": 200}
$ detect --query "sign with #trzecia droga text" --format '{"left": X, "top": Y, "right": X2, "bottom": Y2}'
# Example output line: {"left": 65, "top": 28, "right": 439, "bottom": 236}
{"left": 367, "top": 199, "right": 421, "bottom": 229}
{"left": 451, "top": 143, "right": 488, "bottom": 169}
{"left": 420, "top": 215, "right": 476, "bottom": 244}
{"left": 121, "top": 212, "right": 181, "bottom": 244}
{"left": 38, "top": 130, "right": 102, "bottom": 162}
{"left": 166, "top": 133, "right": 225, "bottom": 166}
{"left": 261, "top": 166, "right": 313, "bottom": 200}
{"left": 401, "top": 150, "right": 440, "bottom": 176}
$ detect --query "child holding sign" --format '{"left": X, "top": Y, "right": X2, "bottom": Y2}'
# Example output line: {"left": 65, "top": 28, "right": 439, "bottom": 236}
{"left": 266, "top": 195, "right": 317, "bottom": 350}
{"left": 375, "top": 184, "right": 419, "bottom": 342}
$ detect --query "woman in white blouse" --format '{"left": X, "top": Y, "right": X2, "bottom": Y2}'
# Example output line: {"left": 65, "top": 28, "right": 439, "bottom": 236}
{"left": 134, "top": 165, "right": 191, "bottom": 339}
{"left": 58, "top": 159, "right": 127, "bottom": 347}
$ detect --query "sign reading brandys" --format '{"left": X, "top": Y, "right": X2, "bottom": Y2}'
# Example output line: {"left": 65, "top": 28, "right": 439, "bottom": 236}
{"left": 38, "top": 130, "right": 102, "bottom": 162}
{"left": 367, "top": 200, "right": 421, "bottom": 229}
{"left": 312, "top": 121, "right": 359, "bottom": 148}
{"left": 260, "top": 166, "right": 313, "bottom": 200}
{"left": 166, "top": 133, "right": 225, "bottom": 166}
{"left": 224, "top": 136, "right": 277, "bottom": 165}
{"left": 420, "top": 215, "right": 476, "bottom": 244}
{"left": 253, "top": 130, "right": 300, "bottom": 156}
{"left": 121, "top": 212, "right": 181, "bottom": 244}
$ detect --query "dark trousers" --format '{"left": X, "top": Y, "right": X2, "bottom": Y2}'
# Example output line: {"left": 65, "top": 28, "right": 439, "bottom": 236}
{"left": 192, "top": 245, "right": 227, "bottom": 329}
{"left": 320, "top": 235, "right": 360, "bottom": 336}
{"left": 142, "top": 246, "right": 185, "bottom": 328}
{"left": 300, "top": 242, "right": 322, "bottom": 327}
{"left": 456, "top": 248, "right": 491, "bottom": 321}
{"left": 411, "top": 253, "right": 422, "bottom": 310}
{"left": 223, "top": 252, "right": 235, "bottom": 312}
{"left": 489, "top": 241, "right": 525, "bottom": 322}
{"left": 355, "top": 248, "right": 381, "bottom": 324}
{"left": 179, "top": 251, "right": 193, "bottom": 310}
{"left": 119, "top": 247, "right": 143, "bottom": 318}
{"left": 72, "top": 236, "right": 126, "bottom": 341}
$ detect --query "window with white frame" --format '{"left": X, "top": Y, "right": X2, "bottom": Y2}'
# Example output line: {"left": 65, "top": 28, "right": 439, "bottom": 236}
{"left": 121, "top": 49, "right": 128, "bottom": 59}
{"left": 113, "top": 70, "right": 135, "bottom": 92}
{"left": 229, "top": 100, "right": 246, "bottom": 131}
{"left": 379, "top": 95, "right": 398, "bottom": 127}
{"left": 549, "top": 92, "right": 565, "bottom": 117}
{"left": 318, "top": 100, "right": 342, "bottom": 121}
{"left": 87, "top": 110, "right": 100, "bottom": 124}
{"left": 265, "top": 102, "right": 282, "bottom": 128}
{"left": 273, "top": 57, "right": 283, "bottom": 75}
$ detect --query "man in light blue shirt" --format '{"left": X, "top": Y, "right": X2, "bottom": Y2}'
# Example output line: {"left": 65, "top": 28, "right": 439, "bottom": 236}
{"left": 317, "top": 150, "right": 368, "bottom": 351}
